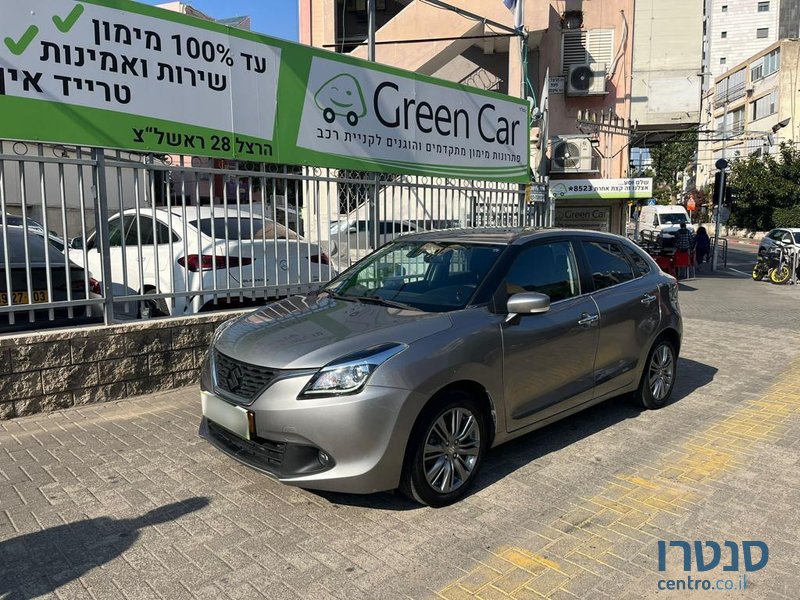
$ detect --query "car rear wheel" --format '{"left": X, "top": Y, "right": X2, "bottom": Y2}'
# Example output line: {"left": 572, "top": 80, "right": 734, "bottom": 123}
{"left": 139, "top": 289, "right": 169, "bottom": 318}
{"left": 400, "top": 391, "right": 488, "bottom": 507}
{"left": 635, "top": 338, "right": 677, "bottom": 410}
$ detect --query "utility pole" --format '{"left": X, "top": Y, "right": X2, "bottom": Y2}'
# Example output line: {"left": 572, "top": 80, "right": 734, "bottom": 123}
{"left": 712, "top": 158, "right": 728, "bottom": 271}
{"left": 367, "top": 0, "right": 376, "bottom": 61}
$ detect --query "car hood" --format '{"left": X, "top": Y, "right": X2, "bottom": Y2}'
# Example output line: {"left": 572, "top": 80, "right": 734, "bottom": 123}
{"left": 214, "top": 294, "right": 452, "bottom": 369}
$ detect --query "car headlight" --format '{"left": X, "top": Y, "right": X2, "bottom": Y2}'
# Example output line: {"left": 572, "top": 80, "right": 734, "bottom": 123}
{"left": 299, "top": 343, "right": 407, "bottom": 398}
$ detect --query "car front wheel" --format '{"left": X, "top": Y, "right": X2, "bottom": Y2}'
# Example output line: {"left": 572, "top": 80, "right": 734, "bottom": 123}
{"left": 401, "top": 391, "right": 488, "bottom": 507}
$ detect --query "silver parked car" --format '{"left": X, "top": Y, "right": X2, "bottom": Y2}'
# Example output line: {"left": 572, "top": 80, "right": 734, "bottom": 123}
{"left": 199, "top": 229, "right": 682, "bottom": 506}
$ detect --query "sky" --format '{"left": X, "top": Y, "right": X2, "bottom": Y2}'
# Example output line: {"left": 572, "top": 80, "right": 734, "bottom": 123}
{"left": 141, "top": 1, "right": 299, "bottom": 41}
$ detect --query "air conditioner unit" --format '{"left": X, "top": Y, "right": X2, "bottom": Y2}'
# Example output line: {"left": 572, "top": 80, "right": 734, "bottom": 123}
{"left": 566, "top": 63, "right": 607, "bottom": 96}
{"left": 550, "top": 137, "right": 595, "bottom": 173}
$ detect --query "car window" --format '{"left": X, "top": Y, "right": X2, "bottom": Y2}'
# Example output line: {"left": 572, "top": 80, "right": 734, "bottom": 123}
{"left": 107, "top": 217, "right": 127, "bottom": 247}
{"left": 794, "top": 232, "right": 800, "bottom": 244}
{"left": 191, "top": 217, "right": 299, "bottom": 241}
{"left": 780, "top": 232, "right": 793, "bottom": 243}
{"left": 0, "top": 228, "right": 64, "bottom": 264}
{"left": 583, "top": 241, "right": 635, "bottom": 290}
{"left": 327, "top": 241, "right": 503, "bottom": 312}
{"left": 126, "top": 216, "right": 180, "bottom": 245}
{"left": 125, "top": 216, "right": 151, "bottom": 246}
{"left": 624, "top": 245, "right": 652, "bottom": 277}
{"left": 503, "top": 241, "right": 580, "bottom": 302}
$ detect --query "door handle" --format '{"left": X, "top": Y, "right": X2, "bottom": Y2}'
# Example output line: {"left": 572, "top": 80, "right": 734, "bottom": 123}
{"left": 577, "top": 313, "right": 599, "bottom": 326}
{"left": 641, "top": 293, "right": 657, "bottom": 305}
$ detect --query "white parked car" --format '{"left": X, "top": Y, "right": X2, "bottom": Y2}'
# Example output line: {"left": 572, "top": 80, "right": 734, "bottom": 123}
{"left": 329, "top": 219, "right": 420, "bottom": 255}
{"left": 69, "top": 206, "right": 336, "bottom": 317}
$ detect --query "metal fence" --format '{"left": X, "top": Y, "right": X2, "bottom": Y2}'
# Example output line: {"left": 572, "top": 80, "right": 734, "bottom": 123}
{"left": 0, "top": 139, "right": 541, "bottom": 331}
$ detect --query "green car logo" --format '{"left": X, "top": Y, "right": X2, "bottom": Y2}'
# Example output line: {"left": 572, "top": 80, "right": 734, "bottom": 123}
{"left": 314, "top": 73, "right": 367, "bottom": 126}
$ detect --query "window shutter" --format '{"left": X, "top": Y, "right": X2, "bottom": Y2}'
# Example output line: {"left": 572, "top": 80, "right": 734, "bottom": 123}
{"left": 562, "top": 29, "right": 613, "bottom": 74}
{"left": 586, "top": 29, "right": 614, "bottom": 68}
{"left": 562, "top": 31, "right": 587, "bottom": 73}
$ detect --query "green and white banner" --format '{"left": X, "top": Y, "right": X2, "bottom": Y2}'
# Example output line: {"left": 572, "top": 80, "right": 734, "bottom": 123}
{"left": 0, "top": 0, "right": 529, "bottom": 182}
{"left": 549, "top": 178, "right": 653, "bottom": 200}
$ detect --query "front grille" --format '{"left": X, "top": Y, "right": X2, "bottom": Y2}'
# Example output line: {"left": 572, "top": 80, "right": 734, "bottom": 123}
{"left": 214, "top": 351, "right": 276, "bottom": 403}
{"left": 206, "top": 420, "right": 285, "bottom": 470}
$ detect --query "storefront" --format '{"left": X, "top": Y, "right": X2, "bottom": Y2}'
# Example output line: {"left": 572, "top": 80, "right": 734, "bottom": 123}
{"left": 550, "top": 178, "right": 653, "bottom": 235}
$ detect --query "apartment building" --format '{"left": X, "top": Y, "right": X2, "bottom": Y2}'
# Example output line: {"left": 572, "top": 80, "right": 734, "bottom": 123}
{"left": 698, "top": 39, "right": 800, "bottom": 186}
{"left": 706, "top": 0, "right": 780, "bottom": 80}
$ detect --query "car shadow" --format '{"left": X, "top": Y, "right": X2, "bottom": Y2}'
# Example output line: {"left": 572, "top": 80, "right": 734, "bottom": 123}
{"left": 0, "top": 497, "right": 210, "bottom": 600}
{"left": 315, "top": 357, "right": 717, "bottom": 511}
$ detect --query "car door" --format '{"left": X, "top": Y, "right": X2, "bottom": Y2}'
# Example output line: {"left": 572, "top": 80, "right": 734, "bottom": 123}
{"left": 124, "top": 214, "right": 179, "bottom": 294}
{"left": 500, "top": 239, "right": 599, "bottom": 432}
{"left": 580, "top": 239, "right": 658, "bottom": 398}
{"left": 70, "top": 215, "right": 128, "bottom": 288}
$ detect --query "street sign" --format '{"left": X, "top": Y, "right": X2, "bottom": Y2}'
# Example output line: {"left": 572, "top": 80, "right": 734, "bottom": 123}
{"left": 648, "top": 198, "right": 657, "bottom": 206}
{"left": 687, "top": 198, "right": 696, "bottom": 211}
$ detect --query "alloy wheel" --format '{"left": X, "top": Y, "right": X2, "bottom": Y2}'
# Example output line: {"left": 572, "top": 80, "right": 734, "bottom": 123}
{"left": 648, "top": 343, "right": 674, "bottom": 402}
{"left": 422, "top": 407, "right": 481, "bottom": 494}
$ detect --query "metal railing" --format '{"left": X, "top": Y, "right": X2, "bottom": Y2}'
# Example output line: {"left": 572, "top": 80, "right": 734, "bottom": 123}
{"left": 635, "top": 230, "right": 727, "bottom": 269}
{"left": 0, "top": 139, "right": 536, "bottom": 332}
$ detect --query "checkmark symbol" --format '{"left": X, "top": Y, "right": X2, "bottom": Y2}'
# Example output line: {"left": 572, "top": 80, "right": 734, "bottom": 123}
{"left": 4, "top": 25, "right": 39, "bottom": 56}
{"left": 53, "top": 4, "right": 85, "bottom": 33}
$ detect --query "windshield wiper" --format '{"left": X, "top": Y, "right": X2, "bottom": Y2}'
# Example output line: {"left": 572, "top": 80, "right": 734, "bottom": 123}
{"left": 320, "top": 289, "right": 357, "bottom": 302}
{"left": 354, "top": 295, "right": 417, "bottom": 310}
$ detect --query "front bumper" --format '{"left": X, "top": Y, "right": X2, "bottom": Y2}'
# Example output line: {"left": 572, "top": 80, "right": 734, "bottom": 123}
{"left": 198, "top": 375, "right": 427, "bottom": 494}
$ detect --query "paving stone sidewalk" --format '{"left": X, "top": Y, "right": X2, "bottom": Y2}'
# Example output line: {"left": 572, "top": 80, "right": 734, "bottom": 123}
{"left": 1, "top": 274, "right": 799, "bottom": 600}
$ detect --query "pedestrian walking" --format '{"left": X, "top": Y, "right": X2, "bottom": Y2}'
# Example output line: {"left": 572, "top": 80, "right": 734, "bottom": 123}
{"left": 674, "top": 222, "right": 693, "bottom": 279}
{"left": 675, "top": 222, "right": 692, "bottom": 252}
{"left": 694, "top": 226, "right": 711, "bottom": 267}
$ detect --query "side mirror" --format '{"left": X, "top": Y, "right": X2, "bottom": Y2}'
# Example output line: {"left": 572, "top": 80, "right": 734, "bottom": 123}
{"left": 69, "top": 236, "right": 83, "bottom": 250}
{"left": 505, "top": 292, "right": 550, "bottom": 323}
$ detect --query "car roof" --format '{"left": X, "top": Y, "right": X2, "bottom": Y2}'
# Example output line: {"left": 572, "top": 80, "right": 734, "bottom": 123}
{"left": 399, "top": 227, "right": 631, "bottom": 246}
{"left": 120, "top": 206, "right": 273, "bottom": 220}
{"left": 775, "top": 227, "right": 800, "bottom": 232}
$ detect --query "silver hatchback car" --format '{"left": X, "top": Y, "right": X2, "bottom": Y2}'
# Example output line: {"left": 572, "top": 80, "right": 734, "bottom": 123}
{"left": 199, "top": 229, "right": 681, "bottom": 506}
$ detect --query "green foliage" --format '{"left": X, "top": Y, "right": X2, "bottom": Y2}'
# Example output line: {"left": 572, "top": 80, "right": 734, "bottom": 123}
{"left": 728, "top": 143, "right": 800, "bottom": 231}
{"left": 774, "top": 206, "right": 800, "bottom": 227}
{"left": 649, "top": 129, "right": 699, "bottom": 202}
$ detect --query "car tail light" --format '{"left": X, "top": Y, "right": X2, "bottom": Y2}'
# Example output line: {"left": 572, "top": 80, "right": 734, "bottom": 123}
{"left": 310, "top": 253, "right": 330, "bottom": 265}
{"left": 71, "top": 278, "right": 101, "bottom": 294}
{"left": 178, "top": 254, "right": 253, "bottom": 272}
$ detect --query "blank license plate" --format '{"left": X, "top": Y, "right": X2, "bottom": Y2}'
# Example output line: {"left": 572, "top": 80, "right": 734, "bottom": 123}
{"left": 202, "top": 392, "right": 251, "bottom": 440}
{"left": 0, "top": 290, "right": 48, "bottom": 305}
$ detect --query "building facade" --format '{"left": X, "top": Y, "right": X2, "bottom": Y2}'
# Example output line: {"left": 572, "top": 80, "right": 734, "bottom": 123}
{"left": 706, "top": 0, "right": 780, "bottom": 80}
{"left": 698, "top": 39, "right": 800, "bottom": 188}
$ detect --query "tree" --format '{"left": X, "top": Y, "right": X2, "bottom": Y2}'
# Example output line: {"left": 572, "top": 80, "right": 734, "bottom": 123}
{"left": 728, "top": 142, "right": 800, "bottom": 231}
{"left": 649, "top": 129, "right": 699, "bottom": 203}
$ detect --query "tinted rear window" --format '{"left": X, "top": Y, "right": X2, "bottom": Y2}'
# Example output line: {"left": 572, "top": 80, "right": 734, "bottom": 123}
{"left": 0, "top": 228, "right": 65, "bottom": 264}
{"left": 191, "top": 218, "right": 298, "bottom": 241}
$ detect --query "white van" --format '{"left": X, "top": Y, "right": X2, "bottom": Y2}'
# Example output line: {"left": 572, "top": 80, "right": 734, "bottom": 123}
{"left": 637, "top": 204, "right": 693, "bottom": 241}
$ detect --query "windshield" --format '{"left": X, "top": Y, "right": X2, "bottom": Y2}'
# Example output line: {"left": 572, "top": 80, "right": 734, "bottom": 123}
{"left": 325, "top": 240, "right": 503, "bottom": 312}
{"left": 658, "top": 213, "right": 688, "bottom": 225}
